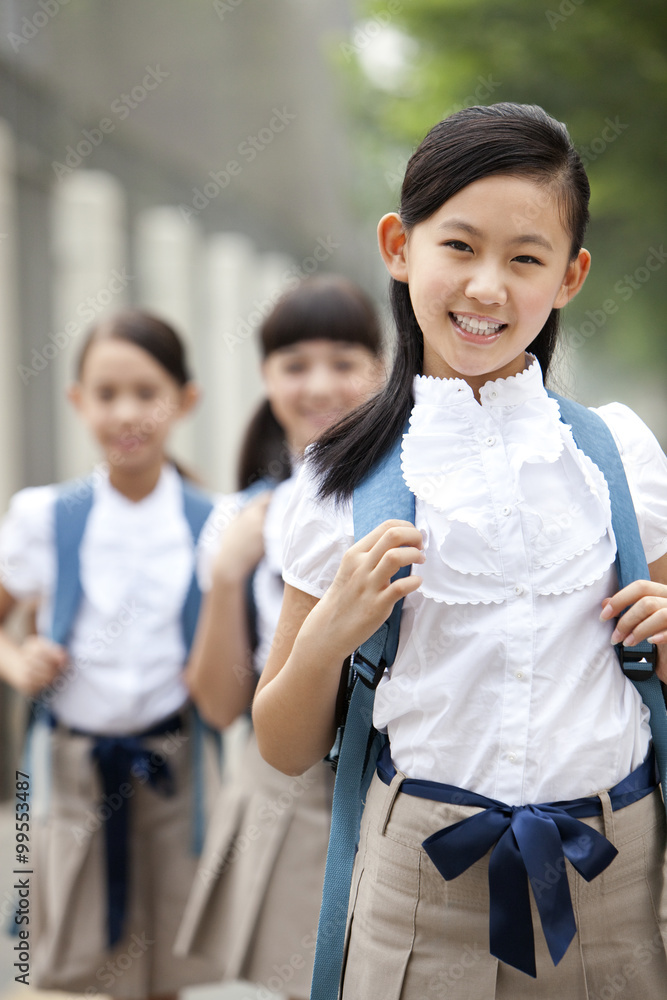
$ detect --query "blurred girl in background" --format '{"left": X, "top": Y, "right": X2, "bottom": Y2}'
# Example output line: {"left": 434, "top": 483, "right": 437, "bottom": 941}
{"left": 0, "top": 310, "right": 220, "bottom": 999}
{"left": 175, "top": 275, "right": 384, "bottom": 1000}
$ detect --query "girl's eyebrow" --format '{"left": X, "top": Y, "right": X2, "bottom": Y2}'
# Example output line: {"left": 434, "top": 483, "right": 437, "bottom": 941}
{"left": 436, "top": 218, "right": 554, "bottom": 252}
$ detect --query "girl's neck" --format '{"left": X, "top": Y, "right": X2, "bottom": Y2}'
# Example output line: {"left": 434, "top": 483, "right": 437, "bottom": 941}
{"left": 108, "top": 459, "right": 165, "bottom": 503}
{"left": 422, "top": 350, "right": 532, "bottom": 401}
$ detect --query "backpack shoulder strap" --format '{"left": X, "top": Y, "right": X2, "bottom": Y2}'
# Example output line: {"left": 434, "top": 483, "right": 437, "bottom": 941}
{"left": 548, "top": 391, "right": 667, "bottom": 805}
{"left": 180, "top": 478, "right": 215, "bottom": 652}
{"left": 311, "top": 430, "right": 413, "bottom": 1000}
{"left": 179, "top": 477, "right": 222, "bottom": 855}
{"left": 51, "top": 477, "right": 95, "bottom": 645}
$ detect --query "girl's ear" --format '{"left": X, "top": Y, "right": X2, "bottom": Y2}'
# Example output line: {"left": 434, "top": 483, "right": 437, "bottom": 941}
{"left": 179, "top": 381, "right": 200, "bottom": 417}
{"left": 378, "top": 213, "right": 409, "bottom": 283}
{"left": 67, "top": 382, "right": 83, "bottom": 412}
{"left": 553, "top": 248, "right": 591, "bottom": 309}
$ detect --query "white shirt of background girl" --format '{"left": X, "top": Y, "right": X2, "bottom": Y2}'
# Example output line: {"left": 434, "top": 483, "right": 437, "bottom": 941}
{"left": 0, "top": 463, "right": 194, "bottom": 734}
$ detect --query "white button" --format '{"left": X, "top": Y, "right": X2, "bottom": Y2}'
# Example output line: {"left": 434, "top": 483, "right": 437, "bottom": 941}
{"left": 501, "top": 505, "right": 512, "bottom": 516}
{"left": 489, "top": 390, "right": 498, "bottom": 400}
{"left": 515, "top": 671, "right": 524, "bottom": 680}
{"left": 507, "top": 752, "right": 518, "bottom": 763}
{"left": 513, "top": 584, "right": 525, "bottom": 596}
{"left": 485, "top": 436, "right": 496, "bottom": 447}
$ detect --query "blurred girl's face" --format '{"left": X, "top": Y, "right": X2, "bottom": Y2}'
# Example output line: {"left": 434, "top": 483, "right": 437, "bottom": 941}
{"left": 69, "top": 338, "right": 196, "bottom": 474}
{"left": 262, "top": 339, "right": 383, "bottom": 454}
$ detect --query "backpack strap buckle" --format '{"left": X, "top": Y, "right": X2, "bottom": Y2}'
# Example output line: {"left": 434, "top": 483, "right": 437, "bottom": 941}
{"left": 617, "top": 641, "right": 657, "bottom": 681}
{"left": 352, "top": 622, "right": 390, "bottom": 689}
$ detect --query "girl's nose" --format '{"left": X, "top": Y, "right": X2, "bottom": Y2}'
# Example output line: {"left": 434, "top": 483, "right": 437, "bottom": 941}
{"left": 464, "top": 263, "right": 508, "bottom": 306}
{"left": 304, "top": 365, "right": 337, "bottom": 400}
{"left": 113, "top": 394, "right": 142, "bottom": 424}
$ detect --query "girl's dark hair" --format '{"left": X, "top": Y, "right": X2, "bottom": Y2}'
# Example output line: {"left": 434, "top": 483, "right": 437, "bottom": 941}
{"left": 237, "top": 276, "right": 383, "bottom": 490}
{"left": 77, "top": 309, "right": 192, "bottom": 385}
{"left": 312, "top": 103, "right": 591, "bottom": 501}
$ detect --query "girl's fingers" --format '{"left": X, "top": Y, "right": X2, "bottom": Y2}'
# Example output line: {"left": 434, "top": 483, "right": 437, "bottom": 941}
{"left": 370, "top": 546, "right": 425, "bottom": 586}
{"left": 355, "top": 520, "right": 423, "bottom": 557}
{"left": 614, "top": 606, "right": 667, "bottom": 646}
{"left": 387, "top": 574, "right": 423, "bottom": 602}
{"left": 602, "top": 583, "right": 667, "bottom": 646}
{"left": 601, "top": 580, "right": 667, "bottom": 619}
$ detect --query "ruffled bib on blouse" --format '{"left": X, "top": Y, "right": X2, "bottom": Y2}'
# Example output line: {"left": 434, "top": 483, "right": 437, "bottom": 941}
{"left": 401, "top": 359, "right": 617, "bottom": 605}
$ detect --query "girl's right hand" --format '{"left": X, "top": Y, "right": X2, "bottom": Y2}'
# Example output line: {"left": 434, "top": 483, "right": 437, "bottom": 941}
{"left": 308, "top": 519, "right": 424, "bottom": 661}
{"left": 11, "top": 636, "right": 68, "bottom": 697}
{"left": 211, "top": 492, "right": 272, "bottom": 585}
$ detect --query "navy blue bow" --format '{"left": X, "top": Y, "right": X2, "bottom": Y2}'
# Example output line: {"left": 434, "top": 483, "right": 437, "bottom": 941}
{"left": 423, "top": 799, "right": 616, "bottom": 977}
{"left": 377, "top": 746, "right": 657, "bottom": 978}
{"left": 91, "top": 729, "right": 177, "bottom": 947}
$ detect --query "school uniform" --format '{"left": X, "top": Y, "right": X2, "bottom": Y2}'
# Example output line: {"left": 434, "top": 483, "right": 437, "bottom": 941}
{"left": 174, "top": 474, "right": 334, "bottom": 999}
{"left": 0, "top": 463, "right": 221, "bottom": 996}
{"left": 281, "top": 358, "right": 667, "bottom": 998}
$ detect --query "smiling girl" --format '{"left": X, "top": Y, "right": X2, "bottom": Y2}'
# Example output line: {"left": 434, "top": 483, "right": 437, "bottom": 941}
{"left": 252, "top": 105, "right": 667, "bottom": 998}
{"left": 174, "top": 276, "right": 384, "bottom": 1000}
{"left": 0, "top": 310, "right": 220, "bottom": 999}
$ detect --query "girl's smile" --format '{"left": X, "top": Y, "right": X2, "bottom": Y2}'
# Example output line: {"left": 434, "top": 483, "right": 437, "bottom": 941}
{"left": 379, "top": 173, "right": 590, "bottom": 395}
{"left": 449, "top": 311, "right": 507, "bottom": 342}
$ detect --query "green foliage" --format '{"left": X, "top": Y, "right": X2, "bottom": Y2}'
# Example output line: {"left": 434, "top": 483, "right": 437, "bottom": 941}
{"left": 337, "top": 0, "right": 667, "bottom": 371}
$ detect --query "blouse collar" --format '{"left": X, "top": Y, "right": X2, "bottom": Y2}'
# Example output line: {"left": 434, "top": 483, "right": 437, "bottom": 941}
{"left": 413, "top": 354, "right": 544, "bottom": 408}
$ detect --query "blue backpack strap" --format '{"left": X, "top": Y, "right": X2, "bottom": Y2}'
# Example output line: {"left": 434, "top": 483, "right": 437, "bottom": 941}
{"left": 9, "top": 477, "right": 95, "bottom": 940}
{"left": 311, "top": 429, "right": 414, "bottom": 1000}
{"left": 548, "top": 392, "right": 667, "bottom": 806}
{"left": 179, "top": 478, "right": 220, "bottom": 855}
{"left": 181, "top": 478, "right": 216, "bottom": 651}
{"left": 52, "top": 478, "right": 95, "bottom": 645}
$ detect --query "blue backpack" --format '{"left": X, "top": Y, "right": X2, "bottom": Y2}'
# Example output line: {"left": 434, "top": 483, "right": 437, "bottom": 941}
{"left": 310, "top": 392, "right": 667, "bottom": 1000}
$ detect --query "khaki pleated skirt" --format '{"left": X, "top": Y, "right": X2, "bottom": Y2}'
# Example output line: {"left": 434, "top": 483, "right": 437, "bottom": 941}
{"left": 341, "top": 768, "right": 667, "bottom": 1000}
{"left": 30, "top": 715, "right": 221, "bottom": 997}
{"left": 175, "top": 731, "right": 334, "bottom": 1000}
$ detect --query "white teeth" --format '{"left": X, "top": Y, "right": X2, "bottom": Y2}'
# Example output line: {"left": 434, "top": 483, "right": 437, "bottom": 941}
{"left": 453, "top": 313, "right": 503, "bottom": 336}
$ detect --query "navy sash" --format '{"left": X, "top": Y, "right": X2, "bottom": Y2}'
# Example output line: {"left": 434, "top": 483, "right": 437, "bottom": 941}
{"left": 75, "top": 712, "right": 184, "bottom": 947}
{"left": 377, "top": 743, "right": 658, "bottom": 978}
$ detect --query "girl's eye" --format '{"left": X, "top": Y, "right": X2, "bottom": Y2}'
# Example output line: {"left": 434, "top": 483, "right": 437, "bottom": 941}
{"left": 513, "top": 255, "right": 543, "bottom": 265}
{"left": 284, "top": 364, "right": 306, "bottom": 375}
{"left": 334, "top": 361, "right": 354, "bottom": 372}
{"left": 137, "top": 387, "right": 157, "bottom": 400}
{"left": 443, "top": 239, "right": 473, "bottom": 253}
{"left": 96, "top": 388, "right": 115, "bottom": 401}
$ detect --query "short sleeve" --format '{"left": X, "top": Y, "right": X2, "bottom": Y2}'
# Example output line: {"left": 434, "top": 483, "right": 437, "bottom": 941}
{"left": 281, "top": 460, "right": 354, "bottom": 599}
{"left": 196, "top": 491, "right": 246, "bottom": 591}
{"left": 594, "top": 403, "right": 667, "bottom": 564}
{"left": 0, "top": 485, "right": 57, "bottom": 599}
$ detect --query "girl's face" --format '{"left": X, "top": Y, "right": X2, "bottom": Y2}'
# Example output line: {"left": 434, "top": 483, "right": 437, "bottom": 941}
{"left": 262, "top": 339, "right": 383, "bottom": 454}
{"left": 379, "top": 174, "right": 590, "bottom": 391}
{"left": 69, "top": 338, "right": 197, "bottom": 473}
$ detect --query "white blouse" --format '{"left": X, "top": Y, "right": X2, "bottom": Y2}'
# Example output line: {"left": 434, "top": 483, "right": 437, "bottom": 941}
{"left": 282, "top": 359, "right": 667, "bottom": 804}
{"left": 198, "top": 475, "right": 297, "bottom": 675}
{"left": 0, "top": 463, "right": 195, "bottom": 734}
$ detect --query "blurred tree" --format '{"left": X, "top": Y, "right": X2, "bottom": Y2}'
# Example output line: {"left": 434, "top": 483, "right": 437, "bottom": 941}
{"left": 332, "top": 0, "right": 667, "bottom": 375}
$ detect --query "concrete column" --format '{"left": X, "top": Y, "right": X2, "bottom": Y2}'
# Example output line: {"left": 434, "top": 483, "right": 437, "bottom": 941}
{"left": 50, "top": 170, "right": 128, "bottom": 480}
{"left": 135, "top": 206, "right": 202, "bottom": 473}
{"left": 0, "top": 119, "right": 21, "bottom": 512}
{"left": 202, "top": 232, "right": 262, "bottom": 493}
